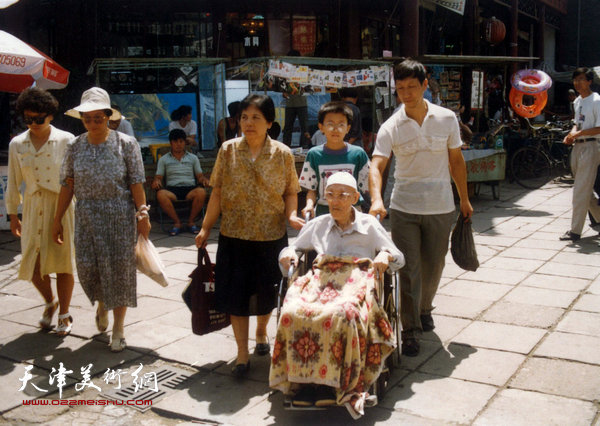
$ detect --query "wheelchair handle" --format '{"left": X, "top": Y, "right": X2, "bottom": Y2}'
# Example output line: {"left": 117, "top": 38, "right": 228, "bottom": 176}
{"left": 304, "top": 212, "right": 311, "bottom": 223}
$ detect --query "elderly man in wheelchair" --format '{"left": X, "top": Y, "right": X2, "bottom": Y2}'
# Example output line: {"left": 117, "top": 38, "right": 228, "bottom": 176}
{"left": 271, "top": 172, "right": 404, "bottom": 417}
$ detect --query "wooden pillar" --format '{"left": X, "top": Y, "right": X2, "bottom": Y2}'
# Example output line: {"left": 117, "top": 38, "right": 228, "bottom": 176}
{"left": 537, "top": 4, "right": 545, "bottom": 62}
{"left": 401, "top": 0, "right": 419, "bottom": 58}
{"left": 510, "top": 0, "right": 519, "bottom": 74}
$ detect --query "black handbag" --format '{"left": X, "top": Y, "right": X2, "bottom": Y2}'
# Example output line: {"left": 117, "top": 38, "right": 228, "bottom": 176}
{"left": 450, "top": 214, "right": 480, "bottom": 272}
{"left": 182, "top": 248, "right": 230, "bottom": 335}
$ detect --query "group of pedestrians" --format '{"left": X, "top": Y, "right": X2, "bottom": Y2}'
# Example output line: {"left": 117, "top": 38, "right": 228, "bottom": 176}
{"left": 7, "top": 86, "right": 150, "bottom": 352}
{"left": 7, "top": 59, "right": 474, "bottom": 417}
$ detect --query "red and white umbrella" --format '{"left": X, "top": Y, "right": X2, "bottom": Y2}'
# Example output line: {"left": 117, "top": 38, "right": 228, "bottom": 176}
{"left": 0, "top": 30, "right": 69, "bottom": 93}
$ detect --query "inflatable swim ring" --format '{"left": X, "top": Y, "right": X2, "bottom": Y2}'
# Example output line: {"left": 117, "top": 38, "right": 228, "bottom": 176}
{"left": 511, "top": 69, "right": 552, "bottom": 94}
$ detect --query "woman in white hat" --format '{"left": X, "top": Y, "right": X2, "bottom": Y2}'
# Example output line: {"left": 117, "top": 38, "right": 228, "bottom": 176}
{"left": 6, "top": 87, "right": 75, "bottom": 336}
{"left": 52, "top": 87, "right": 150, "bottom": 352}
{"left": 272, "top": 172, "right": 404, "bottom": 415}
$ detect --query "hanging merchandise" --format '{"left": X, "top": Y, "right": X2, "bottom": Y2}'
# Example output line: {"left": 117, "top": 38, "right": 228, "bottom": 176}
{"left": 509, "top": 87, "right": 548, "bottom": 118}
{"left": 511, "top": 69, "right": 552, "bottom": 94}
{"left": 509, "top": 69, "right": 552, "bottom": 118}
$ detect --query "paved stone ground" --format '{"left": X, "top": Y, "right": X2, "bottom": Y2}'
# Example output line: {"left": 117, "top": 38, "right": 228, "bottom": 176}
{"left": 1, "top": 180, "right": 599, "bottom": 425}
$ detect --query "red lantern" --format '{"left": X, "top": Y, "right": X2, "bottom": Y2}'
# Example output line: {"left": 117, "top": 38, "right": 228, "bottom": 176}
{"left": 485, "top": 17, "right": 506, "bottom": 45}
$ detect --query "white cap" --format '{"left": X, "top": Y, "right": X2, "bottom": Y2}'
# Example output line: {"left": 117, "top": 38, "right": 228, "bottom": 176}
{"left": 325, "top": 172, "right": 357, "bottom": 191}
{"left": 65, "top": 87, "right": 121, "bottom": 120}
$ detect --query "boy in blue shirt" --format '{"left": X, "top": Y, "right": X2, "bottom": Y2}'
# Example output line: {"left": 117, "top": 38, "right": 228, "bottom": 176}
{"left": 299, "top": 101, "right": 370, "bottom": 217}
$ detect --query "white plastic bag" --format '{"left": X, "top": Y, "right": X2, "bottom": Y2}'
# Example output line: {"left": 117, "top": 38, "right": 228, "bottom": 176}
{"left": 135, "top": 235, "right": 169, "bottom": 287}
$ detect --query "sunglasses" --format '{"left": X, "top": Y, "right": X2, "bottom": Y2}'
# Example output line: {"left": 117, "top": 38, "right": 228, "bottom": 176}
{"left": 23, "top": 114, "right": 48, "bottom": 125}
{"left": 81, "top": 115, "right": 107, "bottom": 124}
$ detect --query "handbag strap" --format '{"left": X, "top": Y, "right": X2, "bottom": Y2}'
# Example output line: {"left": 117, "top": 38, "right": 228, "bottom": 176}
{"left": 198, "top": 247, "right": 212, "bottom": 268}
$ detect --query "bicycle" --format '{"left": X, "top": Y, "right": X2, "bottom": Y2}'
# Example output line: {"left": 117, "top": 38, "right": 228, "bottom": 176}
{"left": 510, "top": 118, "right": 571, "bottom": 189}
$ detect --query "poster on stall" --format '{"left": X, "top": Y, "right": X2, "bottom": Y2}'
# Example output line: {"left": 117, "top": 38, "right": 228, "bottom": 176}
{"left": 289, "top": 65, "right": 309, "bottom": 83}
{"left": 356, "top": 69, "right": 374, "bottom": 86}
{"left": 471, "top": 70, "right": 484, "bottom": 110}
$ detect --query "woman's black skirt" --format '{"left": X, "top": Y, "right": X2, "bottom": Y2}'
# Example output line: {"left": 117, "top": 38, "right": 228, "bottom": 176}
{"left": 214, "top": 233, "right": 287, "bottom": 316}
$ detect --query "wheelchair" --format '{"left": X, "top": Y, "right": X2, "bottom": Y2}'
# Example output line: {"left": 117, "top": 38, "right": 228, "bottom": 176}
{"left": 275, "top": 248, "right": 401, "bottom": 410}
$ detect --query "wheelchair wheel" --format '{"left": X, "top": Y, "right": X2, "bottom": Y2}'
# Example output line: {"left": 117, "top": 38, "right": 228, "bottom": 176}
{"left": 383, "top": 272, "right": 401, "bottom": 368}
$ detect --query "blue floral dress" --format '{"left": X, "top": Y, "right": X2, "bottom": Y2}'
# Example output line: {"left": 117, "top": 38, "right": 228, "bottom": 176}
{"left": 60, "top": 130, "right": 145, "bottom": 310}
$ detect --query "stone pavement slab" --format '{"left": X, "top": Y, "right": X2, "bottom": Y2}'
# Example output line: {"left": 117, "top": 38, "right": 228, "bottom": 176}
{"left": 502, "top": 286, "right": 578, "bottom": 308}
{"left": 0, "top": 319, "right": 37, "bottom": 342}
{"left": 420, "top": 315, "right": 470, "bottom": 344}
{"left": 534, "top": 332, "right": 600, "bottom": 364}
{"left": 552, "top": 251, "right": 600, "bottom": 267}
{"left": 228, "top": 391, "right": 449, "bottom": 426}
{"left": 473, "top": 388, "right": 597, "bottom": 426}
{"left": 510, "top": 357, "right": 600, "bottom": 401}
{"left": 497, "top": 246, "right": 558, "bottom": 261}
{"left": 536, "top": 262, "right": 600, "bottom": 280}
{"left": 380, "top": 371, "right": 497, "bottom": 423}
{"left": 419, "top": 344, "right": 525, "bottom": 386}
{"left": 481, "top": 256, "right": 544, "bottom": 272}
{"left": 452, "top": 321, "right": 546, "bottom": 354}
{"left": 520, "top": 273, "right": 591, "bottom": 292}
{"left": 0, "top": 294, "right": 43, "bottom": 316}
{"left": 555, "top": 311, "right": 600, "bottom": 337}
{"left": 572, "top": 293, "right": 600, "bottom": 312}
{"left": 123, "top": 318, "right": 192, "bottom": 353}
{"left": 154, "top": 332, "right": 235, "bottom": 370}
{"left": 460, "top": 267, "right": 530, "bottom": 285}
{"left": 438, "top": 280, "right": 512, "bottom": 301}
{"left": 480, "top": 301, "right": 564, "bottom": 329}
{"left": 152, "top": 370, "right": 270, "bottom": 424}
{"left": 432, "top": 295, "right": 493, "bottom": 319}
{"left": 0, "top": 358, "right": 76, "bottom": 413}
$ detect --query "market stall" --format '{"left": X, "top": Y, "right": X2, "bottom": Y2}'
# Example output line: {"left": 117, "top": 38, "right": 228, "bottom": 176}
{"left": 236, "top": 56, "right": 394, "bottom": 152}
{"left": 93, "top": 57, "right": 228, "bottom": 153}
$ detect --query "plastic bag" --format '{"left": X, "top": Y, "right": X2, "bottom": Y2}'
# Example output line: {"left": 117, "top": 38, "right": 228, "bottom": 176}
{"left": 450, "top": 214, "right": 479, "bottom": 271}
{"left": 135, "top": 235, "right": 169, "bottom": 287}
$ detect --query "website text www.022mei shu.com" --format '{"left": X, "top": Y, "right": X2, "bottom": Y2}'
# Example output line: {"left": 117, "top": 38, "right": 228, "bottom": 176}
{"left": 23, "top": 399, "right": 152, "bottom": 406}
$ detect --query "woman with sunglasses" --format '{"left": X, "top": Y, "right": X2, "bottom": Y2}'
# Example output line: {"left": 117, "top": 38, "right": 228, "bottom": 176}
{"left": 52, "top": 87, "right": 150, "bottom": 352}
{"left": 6, "top": 87, "right": 76, "bottom": 336}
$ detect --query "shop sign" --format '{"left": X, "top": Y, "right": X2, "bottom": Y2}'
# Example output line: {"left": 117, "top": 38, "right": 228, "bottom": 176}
{"left": 428, "top": 0, "right": 466, "bottom": 15}
{"left": 292, "top": 20, "right": 316, "bottom": 56}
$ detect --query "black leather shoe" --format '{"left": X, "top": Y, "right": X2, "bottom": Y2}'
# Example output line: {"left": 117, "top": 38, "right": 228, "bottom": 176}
{"left": 420, "top": 314, "right": 435, "bottom": 332}
{"left": 559, "top": 231, "right": 580, "bottom": 241}
{"left": 255, "top": 342, "right": 270, "bottom": 356}
{"left": 292, "top": 386, "right": 315, "bottom": 407}
{"left": 232, "top": 361, "right": 250, "bottom": 378}
{"left": 314, "top": 385, "right": 336, "bottom": 407}
{"left": 401, "top": 338, "right": 420, "bottom": 357}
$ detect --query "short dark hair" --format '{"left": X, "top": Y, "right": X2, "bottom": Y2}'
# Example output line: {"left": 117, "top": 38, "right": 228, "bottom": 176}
{"left": 170, "top": 105, "right": 193, "bottom": 121}
{"left": 572, "top": 67, "right": 594, "bottom": 82}
{"left": 338, "top": 87, "right": 358, "bottom": 99}
{"left": 318, "top": 101, "right": 353, "bottom": 124}
{"left": 16, "top": 87, "right": 59, "bottom": 116}
{"left": 394, "top": 59, "right": 427, "bottom": 83}
{"left": 227, "top": 101, "right": 240, "bottom": 117}
{"left": 268, "top": 121, "right": 281, "bottom": 139}
{"left": 79, "top": 109, "right": 113, "bottom": 119}
{"left": 169, "top": 129, "right": 187, "bottom": 142}
{"left": 239, "top": 94, "right": 275, "bottom": 123}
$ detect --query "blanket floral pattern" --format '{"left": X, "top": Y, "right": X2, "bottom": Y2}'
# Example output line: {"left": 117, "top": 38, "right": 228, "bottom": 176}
{"left": 269, "top": 254, "right": 396, "bottom": 404}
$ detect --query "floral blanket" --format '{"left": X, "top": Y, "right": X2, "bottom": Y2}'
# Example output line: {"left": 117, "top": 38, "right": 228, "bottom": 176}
{"left": 269, "top": 254, "right": 396, "bottom": 405}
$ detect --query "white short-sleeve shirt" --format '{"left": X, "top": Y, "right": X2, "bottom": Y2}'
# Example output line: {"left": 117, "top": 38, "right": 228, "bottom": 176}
{"left": 169, "top": 119, "right": 198, "bottom": 136}
{"left": 574, "top": 92, "right": 600, "bottom": 133}
{"left": 373, "top": 100, "right": 462, "bottom": 215}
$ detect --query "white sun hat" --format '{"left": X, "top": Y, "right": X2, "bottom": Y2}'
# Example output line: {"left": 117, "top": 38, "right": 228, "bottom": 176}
{"left": 65, "top": 87, "right": 121, "bottom": 120}
{"left": 325, "top": 171, "right": 357, "bottom": 191}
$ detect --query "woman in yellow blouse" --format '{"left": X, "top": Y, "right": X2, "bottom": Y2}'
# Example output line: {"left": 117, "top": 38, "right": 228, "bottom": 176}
{"left": 6, "top": 87, "right": 75, "bottom": 336}
{"left": 195, "top": 94, "right": 304, "bottom": 377}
